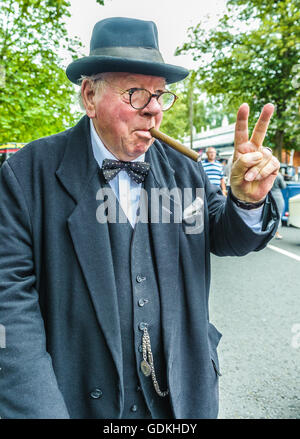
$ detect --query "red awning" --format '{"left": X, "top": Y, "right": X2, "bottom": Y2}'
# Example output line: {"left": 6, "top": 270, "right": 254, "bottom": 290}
{"left": 0, "top": 144, "right": 25, "bottom": 154}
{"left": 0, "top": 148, "right": 20, "bottom": 154}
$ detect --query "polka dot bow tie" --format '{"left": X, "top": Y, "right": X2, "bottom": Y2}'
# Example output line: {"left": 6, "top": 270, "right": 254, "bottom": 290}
{"left": 102, "top": 159, "right": 150, "bottom": 184}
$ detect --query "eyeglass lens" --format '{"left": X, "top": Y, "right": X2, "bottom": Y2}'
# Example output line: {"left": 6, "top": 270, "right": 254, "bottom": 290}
{"left": 130, "top": 89, "right": 175, "bottom": 111}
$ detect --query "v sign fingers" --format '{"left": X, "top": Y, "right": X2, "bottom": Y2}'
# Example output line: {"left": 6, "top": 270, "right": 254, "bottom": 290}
{"left": 230, "top": 102, "right": 278, "bottom": 203}
{"left": 250, "top": 103, "right": 274, "bottom": 149}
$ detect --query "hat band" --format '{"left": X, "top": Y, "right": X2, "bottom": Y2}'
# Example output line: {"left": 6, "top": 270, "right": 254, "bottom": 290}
{"left": 90, "top": 46, "right": 165, "bottom": 63}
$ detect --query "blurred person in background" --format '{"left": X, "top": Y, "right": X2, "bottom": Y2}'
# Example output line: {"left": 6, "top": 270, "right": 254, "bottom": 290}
{"left": 271, "top": 171, "right": 286, "bottom": 239}
{"left": 224, "top": 154, "right": 233, "bottom": 192}
{"left": 202, "top": 147, "right": 227, "bottom": 196}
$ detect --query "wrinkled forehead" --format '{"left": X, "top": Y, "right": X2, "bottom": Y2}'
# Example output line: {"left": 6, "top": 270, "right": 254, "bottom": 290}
{"left": 105, "top": 72, "right": 166, "bottom": 89}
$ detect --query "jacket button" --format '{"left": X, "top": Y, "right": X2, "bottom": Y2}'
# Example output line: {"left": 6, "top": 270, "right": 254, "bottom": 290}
{"left": 131, "top": 404, "right": 138, "bottom": 412}
{"left": 90, "top": 388, "right": 103, "bottom": 399}
{"left": 136, "top": 275, "right": 146, "bottom": 283}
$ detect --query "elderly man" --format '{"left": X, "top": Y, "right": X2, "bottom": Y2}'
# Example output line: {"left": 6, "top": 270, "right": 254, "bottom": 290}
{"left": 202, "top": 147, "right": 227, "bottom": 196}
{"left": 0, "top": 17, "right": 279, "bottom": 419}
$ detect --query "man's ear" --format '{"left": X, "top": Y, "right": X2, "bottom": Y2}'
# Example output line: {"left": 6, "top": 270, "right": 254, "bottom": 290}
{"left": 81, "top": 79, "right": 96, "bottom": 118}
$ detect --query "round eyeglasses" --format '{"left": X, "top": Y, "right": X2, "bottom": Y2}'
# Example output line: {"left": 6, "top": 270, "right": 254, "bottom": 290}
{"left": 125, "top": 88, "right": 178, "bottom": 111}
{"left": 102, "top": 80, "right": 178, "bottom": 111}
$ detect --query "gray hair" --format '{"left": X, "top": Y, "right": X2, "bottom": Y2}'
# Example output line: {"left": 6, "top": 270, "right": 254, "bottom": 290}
{"left": 78, "top": 73, "right": 108, "bottom": 110}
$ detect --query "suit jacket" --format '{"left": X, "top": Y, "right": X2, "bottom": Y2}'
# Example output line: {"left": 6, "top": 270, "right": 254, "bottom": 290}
{"left": 0, "top": 115, "right": 279, "bottom": 418}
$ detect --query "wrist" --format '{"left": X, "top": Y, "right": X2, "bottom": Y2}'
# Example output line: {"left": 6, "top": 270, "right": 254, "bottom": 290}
{"left": 229, "top": 189, "right": 266, "bottom": 210}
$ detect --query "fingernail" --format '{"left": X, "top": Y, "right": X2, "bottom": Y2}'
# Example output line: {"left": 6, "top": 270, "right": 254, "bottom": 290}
{"left": 245, "top": 172, "right": 255, "bottom": 181}
{"left": 265, "top": 103, "right": 274, "bottom": 110}
{"left": 253, "top": 152, "right": 263, "bottom": 160}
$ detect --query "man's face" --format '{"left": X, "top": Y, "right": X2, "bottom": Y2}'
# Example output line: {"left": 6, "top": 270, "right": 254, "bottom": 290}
{"left": 206, "top": 148, "right": 217, "bottom": 162}
{"left": 88, "top": 72, "right": 165, "bottom": 161}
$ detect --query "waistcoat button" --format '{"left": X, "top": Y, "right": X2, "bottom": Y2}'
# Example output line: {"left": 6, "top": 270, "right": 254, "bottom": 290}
{"left": 131, "top": 404, "right": 138, "bottom": 412}
{"left": 89, "top": 388, "right": 103, "bottom": 399}
{"left": 138, "top": 298, "right": 149, "bottom": 307}
{"left": 136, "top": 275, "right": 146, "bottom": 283}
{"left": 139, "top": 322, "right": 148, "bottom": 331}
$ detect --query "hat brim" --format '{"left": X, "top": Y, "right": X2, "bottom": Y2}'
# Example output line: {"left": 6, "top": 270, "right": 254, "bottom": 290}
{"left": 66, "top": 56, "right": 189, "bottom": 85}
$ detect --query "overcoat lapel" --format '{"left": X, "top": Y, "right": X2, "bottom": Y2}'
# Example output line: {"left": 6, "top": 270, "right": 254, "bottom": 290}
{"left": 144, "top": 144, "right": 180, "bottom": 366}
{"left": 55, "top": 116, "right": 123, "bottom": 387}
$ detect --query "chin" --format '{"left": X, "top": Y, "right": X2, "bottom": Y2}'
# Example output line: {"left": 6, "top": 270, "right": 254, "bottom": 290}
{"left": 127, "top": 141, "right": 153, "bottom": 160}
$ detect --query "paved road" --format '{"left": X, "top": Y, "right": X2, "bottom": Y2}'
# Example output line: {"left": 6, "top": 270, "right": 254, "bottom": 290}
{"left": 209, "top": 225, "right": 300, "bottom": 419}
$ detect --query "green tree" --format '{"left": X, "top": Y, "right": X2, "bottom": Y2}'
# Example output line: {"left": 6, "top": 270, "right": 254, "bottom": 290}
{"left": 159, "top": 90, "right": 188, "bottom": 142}
{"left": 0, "top": 0, "right": 105, "bottom": 143}
{"left": 160, "top": 76, "right": 235, "bottom": 144}
{"left": 176, "top": 0, "right": 300, "bottom": 158}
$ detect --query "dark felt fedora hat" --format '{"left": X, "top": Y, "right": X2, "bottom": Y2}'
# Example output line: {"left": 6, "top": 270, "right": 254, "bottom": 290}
{"left": 66, "top": 17, "right": 189, "bottom": 85}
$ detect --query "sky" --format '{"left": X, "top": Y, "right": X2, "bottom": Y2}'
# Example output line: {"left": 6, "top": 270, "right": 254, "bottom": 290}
{"left": 64, "top": 0, "right": 228, "bottom": 70}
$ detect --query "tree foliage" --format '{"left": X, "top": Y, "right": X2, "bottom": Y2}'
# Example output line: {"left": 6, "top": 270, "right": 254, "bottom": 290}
{"left": 160, "top": 75, "right": 235, "bottom": 143}
{"left": 0, "top": 0, "right": 105, "bottom": 143}
{"left": 176, "top": 0, "right": 300, "bottom": 157}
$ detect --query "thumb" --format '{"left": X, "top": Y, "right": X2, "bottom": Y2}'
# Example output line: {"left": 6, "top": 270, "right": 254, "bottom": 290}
{"left": 231, "top": 151, "right": 263, "bottom": 177}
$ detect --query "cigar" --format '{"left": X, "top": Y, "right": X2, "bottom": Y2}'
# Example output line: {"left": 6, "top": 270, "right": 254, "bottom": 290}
{"left": 150, "top": 127, "right": 200, "bottom": 162}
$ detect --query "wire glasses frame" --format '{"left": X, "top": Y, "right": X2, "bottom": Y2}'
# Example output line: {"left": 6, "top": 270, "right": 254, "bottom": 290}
{"left": 102, "top": 80, "right": 178, "bottom": 111}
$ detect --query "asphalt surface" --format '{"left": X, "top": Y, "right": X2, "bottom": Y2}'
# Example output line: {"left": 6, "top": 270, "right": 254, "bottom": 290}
{"left": 209, "top": 225, "right": 300, "bottom": 419}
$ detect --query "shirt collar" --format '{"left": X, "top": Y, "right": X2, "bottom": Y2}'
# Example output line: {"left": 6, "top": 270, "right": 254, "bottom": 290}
{"left": 89, "top": 118, "right": 145, "bottom": 167}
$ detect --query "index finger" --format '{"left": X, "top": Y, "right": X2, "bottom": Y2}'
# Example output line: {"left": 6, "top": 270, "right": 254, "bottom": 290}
{"left": 250, "top": 103, "right": 274, "bottom": 148}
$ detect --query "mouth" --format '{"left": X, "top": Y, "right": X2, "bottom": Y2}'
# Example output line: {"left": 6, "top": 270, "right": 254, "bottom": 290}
{"left": 134, "top": 129, "right": 152, "bottom": 139}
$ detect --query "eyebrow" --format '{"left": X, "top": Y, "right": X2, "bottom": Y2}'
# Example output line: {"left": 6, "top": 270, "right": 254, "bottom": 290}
{"left": 126, "top": 87, "right": 168, "bottom": 95}
{"left": 123, "top": 76, "right": 166, "bottom": 90}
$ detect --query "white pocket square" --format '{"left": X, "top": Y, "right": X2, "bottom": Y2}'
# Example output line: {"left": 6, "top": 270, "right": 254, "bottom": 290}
{"left": 183, "top": 197, "right": 204, "bottom": 221}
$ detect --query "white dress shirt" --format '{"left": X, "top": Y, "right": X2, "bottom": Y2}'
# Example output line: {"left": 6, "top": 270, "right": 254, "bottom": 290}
{"left": 90, "top": 118, "right": 263, "bottom": 231}
{"left": 90, "top": 118, "right": 143, "bottom": 227}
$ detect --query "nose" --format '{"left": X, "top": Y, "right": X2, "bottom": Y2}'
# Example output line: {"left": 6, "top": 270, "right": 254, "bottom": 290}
{"left": 140, "top": 95, "right": 162, "bottom": 116}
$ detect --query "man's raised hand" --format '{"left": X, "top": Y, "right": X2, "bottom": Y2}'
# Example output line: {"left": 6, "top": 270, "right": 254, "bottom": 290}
{"left": 230, "top": 103, "right": 280, "bottom": 203}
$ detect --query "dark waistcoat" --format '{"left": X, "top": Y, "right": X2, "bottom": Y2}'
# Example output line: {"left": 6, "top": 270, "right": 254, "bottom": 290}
{"left": 107, "top": 193, "right": 173, "bottom": 419}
